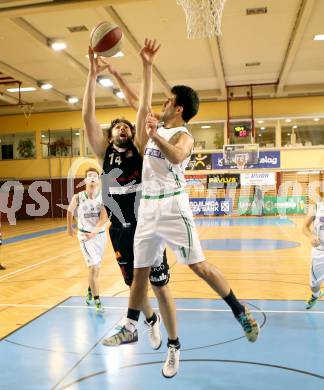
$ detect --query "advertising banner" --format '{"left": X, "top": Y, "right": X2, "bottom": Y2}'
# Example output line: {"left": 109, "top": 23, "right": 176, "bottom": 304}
{"left": 207, "top": 174, "right": 240, "bottom": 189}
{"left": 186, "top": 153, "right": 212, "bottom": 170}
{"left": 212, "top": 151, "right": 280, "bottom": 169}
{"left": 240, "top": 172, "right": 276, "bottom": 186}
{"left": 237, "top": 196, "right": 306, "bottom": 215}
{"left": 189, "top": 198, "right": 233, "bottom": 216}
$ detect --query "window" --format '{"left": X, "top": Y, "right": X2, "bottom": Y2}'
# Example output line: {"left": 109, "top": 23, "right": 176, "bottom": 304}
{"left": 281, "top": 118, "right": 324, "bottom": 147}
{"left": 0, "top": 132, "right": 35, "bottom": 160}
{"left": 41, "top": 129, "right": 80, "bottom": 158}
{"left": 255, "top": 120, "right": 276, "bottom": 148}
{"left": 188, "top": 122, "right": 224, "bottom": 150}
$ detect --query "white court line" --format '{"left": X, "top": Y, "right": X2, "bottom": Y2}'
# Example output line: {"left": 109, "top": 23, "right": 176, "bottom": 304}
{"left": 0, "top": 303, "right": 323, "bottom": 314}
{"left": 0, "top": 248, "right": 79, "bottom": 282}
{"left": 206, "top": 254, "right": 309, "bottom": 258}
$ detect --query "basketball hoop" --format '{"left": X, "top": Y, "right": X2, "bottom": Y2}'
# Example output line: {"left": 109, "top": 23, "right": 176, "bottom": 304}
{"left": 177, "top": 0, "right": 227, "bottom": 38}
{"left": 234, "top": 154, "right": 249, "bottom": 170}
{"left": 19, "top": 103, "right": 33, "bottom": 126}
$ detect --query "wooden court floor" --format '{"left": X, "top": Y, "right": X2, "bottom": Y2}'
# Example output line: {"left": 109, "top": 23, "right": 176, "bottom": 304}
{"left": 0, "top": 215, "right": 313, "bottom": 339}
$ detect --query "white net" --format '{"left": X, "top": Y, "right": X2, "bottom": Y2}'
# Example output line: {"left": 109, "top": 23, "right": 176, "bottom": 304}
{"left": 234, "top": 154, "right": 249, "bottom": 170}
{"left": 19, "top": 103, "right": 33, "bottom": 125}
{"left": 177, "top": 0, "right": 227, "bottom": 38}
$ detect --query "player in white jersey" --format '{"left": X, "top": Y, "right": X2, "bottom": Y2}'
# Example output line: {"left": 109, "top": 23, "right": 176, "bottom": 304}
{"left": 67, "top": 168, "right": 108, "bottom": 312}
{"left": 104, "top": 39, "right": 260, "bottom": 378}
{"left": 303, "top": 201, "right": 324, "bottom": 309}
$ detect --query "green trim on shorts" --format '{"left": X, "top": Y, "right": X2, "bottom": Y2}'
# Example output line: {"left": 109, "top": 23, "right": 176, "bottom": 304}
{"left": 178, "top": 210, "right": 193, "bottom": 259}
{"left": 79, "top": 228, "right": 105, "bottom": 234}
{"left": 142, "top": 189, "right": 185, "bottom": 199}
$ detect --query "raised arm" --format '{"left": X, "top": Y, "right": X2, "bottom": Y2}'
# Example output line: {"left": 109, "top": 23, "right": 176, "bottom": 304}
{"left": 134, "top": 39, "right": 160, "bottom": 155}
{"left": 82, "top": 47, "right": 108, "bottom": 159}
{"left": 145, "top": 114, "right": 193, "bottom": 164}
{"left": 104, "top": 62, "right": 139, "bottom": 110}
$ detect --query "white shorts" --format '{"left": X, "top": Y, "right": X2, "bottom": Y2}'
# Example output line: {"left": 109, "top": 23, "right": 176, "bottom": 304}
{"left": 78, "top": 232, "right": 107, "bottom": 267}
{"left": 310, "top": 247, "right": 324, "bottom": 287}
{"left": 134, "top": 192, "right": 205, "bottom": 268}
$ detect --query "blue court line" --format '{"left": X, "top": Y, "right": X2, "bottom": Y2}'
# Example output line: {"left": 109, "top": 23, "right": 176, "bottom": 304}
{"left": 3, "top": 225, "right": 67, "bottom": 245}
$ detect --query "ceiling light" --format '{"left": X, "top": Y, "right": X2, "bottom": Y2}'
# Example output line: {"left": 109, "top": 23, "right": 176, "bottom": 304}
{"left": 201, "top": 125, "right": 211, "bottom": 129}
{"left": 314, "top": 34, "right": 324, "bottom": 41}
{"left": 38, "top": 81, "right": 53, "bottom": 90}
{"left": 285, "top": 119, "right": 292, "bottom": 122}
{"left": 258, "top": 134, "right": 262, "bottom": 137}
{"left": 50, "top": 40, "right": 67, "bottom": 51}
{"left": 74, "top": 132, "right": 80, "bottom": 136}
{"left": 7, "top": 87, "right": 36, "bottom": 92}
{"left": 112, "top": 51, "right": 124, "bottom": 58}
{"left": 97, "top": 76, "right": 113, "bottom": 88}
{"left": 66, "top": 96, "right": 79, "bottom": 104}
{"left": 258, "top": 120, "right": 264, "bottom": 124}
{"left": 314, "top": 118, "right": 320, "bottom": 121}
{"left": 41, "top": 134, "right": 46, "bottom": 138}
{"left": 261, "top": 127, "right": 266, "bottom": 130}
{"left": 114, "top": 90, "right": 125, "bottom": 99}
{"left": 100, "top": 123, "right": 109, "bottom": 127}
{"left": 293, "top": 125, "right": 298, "bottom": 129}
{"left": 287, "top": 133, "right": 291, "bottom": 136}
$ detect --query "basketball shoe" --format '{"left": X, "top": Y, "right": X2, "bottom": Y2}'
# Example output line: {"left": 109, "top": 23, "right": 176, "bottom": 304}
{"left": 102, "top": 326, "right": 138, "bottom": 346}
{"left": 94, "top": 298, "right": 104, "bottom": 313}
{"left": 237, "top": 306, "right": 259, "bottom": 342}
{"left": 306, "top": 291, "right": 324, "bottom": 309}
{"left": 162, "top": 345, "right": 180, "bottom": 378}
{"left": 85, "top": 290, "right": 93, "bottom": 305}
{"left": 144, "top": 313, "right": 162, "bottom": 350}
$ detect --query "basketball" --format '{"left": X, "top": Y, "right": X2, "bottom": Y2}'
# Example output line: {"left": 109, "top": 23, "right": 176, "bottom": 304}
{"left": 90, "top": 21, "right": 123, "bottom": 57}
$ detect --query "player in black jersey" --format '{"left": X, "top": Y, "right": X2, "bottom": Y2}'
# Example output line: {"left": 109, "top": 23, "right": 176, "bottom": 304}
{"left": 82, "top": 46, "right": 178, "bottom": 352}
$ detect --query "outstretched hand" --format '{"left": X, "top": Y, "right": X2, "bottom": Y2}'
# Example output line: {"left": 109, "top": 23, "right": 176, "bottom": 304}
{"left": 145, "top": 112, "right": 159, "bottom": 139}
{"left": 88, "top": 46, "right": 117, "bottom": 77}
{"left": 140, "top": 38, "right": 161, "bottom": 65}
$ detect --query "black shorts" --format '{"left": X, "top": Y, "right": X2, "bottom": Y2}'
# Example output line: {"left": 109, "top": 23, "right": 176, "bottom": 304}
{"left": 109, "top": 223, "right": 169, "bottom": 287}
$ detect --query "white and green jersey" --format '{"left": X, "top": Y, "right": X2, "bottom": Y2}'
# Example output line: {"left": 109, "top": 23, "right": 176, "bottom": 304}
{"left": 142, "top": 126, "right": 192, "bottom": 197}
{"left": 77, "top": 191, "right": 105, "bottom": 234}
{"left": 313, "top": 201, "right": 324, "bottom": 250}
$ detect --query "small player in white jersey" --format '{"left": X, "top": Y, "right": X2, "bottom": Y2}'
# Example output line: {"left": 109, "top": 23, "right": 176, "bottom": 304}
{"left": 104, "top": 39, "right": 260, "bottom": 378}
{"left": 67, "top": 168, "right": 108, "bottom": 312}
{"left": 303, "top": 200, "right": 324, "bottom": 309}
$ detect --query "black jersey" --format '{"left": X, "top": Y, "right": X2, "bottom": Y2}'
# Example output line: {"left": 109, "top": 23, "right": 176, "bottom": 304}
{"left": 102, "top": 142, "right": 142, "bottom": 225}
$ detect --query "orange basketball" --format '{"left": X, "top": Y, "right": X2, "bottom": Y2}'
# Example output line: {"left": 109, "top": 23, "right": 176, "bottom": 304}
{"left": 90, "top": 21, "right": 123, "bottom": 57}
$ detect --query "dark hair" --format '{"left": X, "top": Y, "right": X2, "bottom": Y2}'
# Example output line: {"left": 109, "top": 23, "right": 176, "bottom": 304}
{"left": 85, "top": 167, "right": 100, "bottom": 177}
{"left": 106, "top": 118, "right": 135, "bottom": 140}
{"left": 171, "top": 85, "right": 200, "bottom": 122}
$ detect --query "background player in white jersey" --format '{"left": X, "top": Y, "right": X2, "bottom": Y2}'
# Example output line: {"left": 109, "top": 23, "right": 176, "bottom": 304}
{"left": 82, "top": 44, "right": 179, "bottom": 354}
{"left": 303, "top": 200, "right": 324, "bottom": 309}
{"left": 104, "top": 39, "right": 260, "bottom": 378}
{"left": 67, "top": 168, "right": 108, "bottom": 312}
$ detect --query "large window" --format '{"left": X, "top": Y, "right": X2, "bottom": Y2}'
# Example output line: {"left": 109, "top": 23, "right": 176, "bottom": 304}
{"left": 0, "top": 132, "right": 35, "bottom": 160}
{"left": 41, "top": 129, "right": 80, "bottom": 158}
{"left": 281, "top": 117, "right": 324, "bottom": 147}
{"left": 255, "top": 119, "right": 276, "bottom": 148}
{"left": 188, "top": 122, "right": 224, "bottom": 150}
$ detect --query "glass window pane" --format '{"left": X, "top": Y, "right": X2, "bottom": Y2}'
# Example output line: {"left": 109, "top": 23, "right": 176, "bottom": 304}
{"left": 281, "top": 118, "right": 324, "bottom": 147}
{"left": 0, "top": 132, "right": 35, "bottom": 160}
{"left": 41, "top": 129, "right": 72, "bottom": 157}
{"left": 188, "top": 122, "right": 224, "bottom": 150}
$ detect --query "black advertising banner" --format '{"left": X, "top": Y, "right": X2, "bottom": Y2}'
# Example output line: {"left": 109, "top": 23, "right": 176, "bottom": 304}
{"left": 207, "top": 174, "right": 240, "bottom": 189}
{"left": 186, "top": 153, "right": 212, "bottom": 170}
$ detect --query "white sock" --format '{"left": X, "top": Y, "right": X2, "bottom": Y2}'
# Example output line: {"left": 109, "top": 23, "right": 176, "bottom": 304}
{"left": 125, "top": 318, "right": 137, "bottom": 333}
{"left": 312, "top": 290, "right": 321, "bottom": 298}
